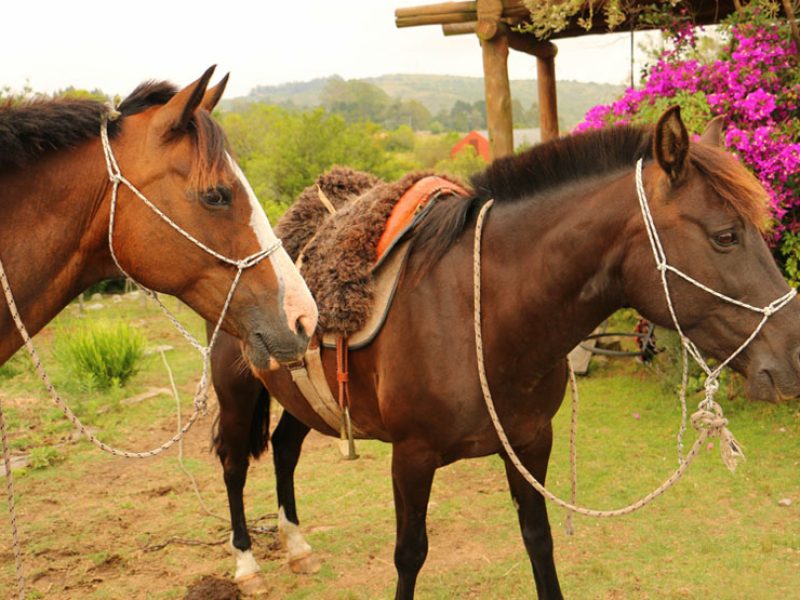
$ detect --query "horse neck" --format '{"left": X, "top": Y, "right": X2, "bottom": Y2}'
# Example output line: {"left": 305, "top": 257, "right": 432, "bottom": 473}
{"left": 480, "top": 171, "right": 636, "bottom": 373}
{"left": 0, "top": 141, "right": 116, "bottom": 362}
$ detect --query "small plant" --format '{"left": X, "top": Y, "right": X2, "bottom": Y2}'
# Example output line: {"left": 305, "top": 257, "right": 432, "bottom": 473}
{"left": 0, "top": 351, "right": 27, "bottom": 380}
{"left": 57, "top": 320, "right": 145, "bottom": 390}
{"left": 28, "top": 446, "right": 64, "bottom": 470}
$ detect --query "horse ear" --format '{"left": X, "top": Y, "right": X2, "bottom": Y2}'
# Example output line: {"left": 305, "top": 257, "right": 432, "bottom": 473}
{"left": 700, "top": 115, "right": 725, "bottom": 147}
{"left": 201, "top": 73, "right": 229, "bottom": 112}
{"left": 654, "top": 106, "right": 689, "bottom": 183}
{"left": 153, "top": 65, "right": 216, "bottom": 137}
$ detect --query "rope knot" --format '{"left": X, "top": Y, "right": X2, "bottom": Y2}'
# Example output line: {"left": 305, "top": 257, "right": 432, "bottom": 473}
{"left": 105, "top": 104, "right": 121, "bottom": 122}
{"left": 193, "top": 389, "right": 209, "bottom": 416}
{"left": 704, "top": 378, "right": 720, "bottom": 396}
{"left": 691, "top": 401, "right": 745, "bottom": 472}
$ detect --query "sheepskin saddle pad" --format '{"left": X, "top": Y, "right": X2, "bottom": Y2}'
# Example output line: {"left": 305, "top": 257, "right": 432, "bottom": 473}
{"left": 275, "top": 166, "right": 469, "bottom": 334}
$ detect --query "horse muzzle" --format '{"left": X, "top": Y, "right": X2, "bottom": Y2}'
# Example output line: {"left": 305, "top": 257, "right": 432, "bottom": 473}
{"left": 745, "top": 358, "right": 800, "bottom": 402}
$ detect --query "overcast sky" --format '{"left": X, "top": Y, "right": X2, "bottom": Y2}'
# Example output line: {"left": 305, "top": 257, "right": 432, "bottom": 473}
{"left": 3, "top": 1, "right": 648, "bottom": 98}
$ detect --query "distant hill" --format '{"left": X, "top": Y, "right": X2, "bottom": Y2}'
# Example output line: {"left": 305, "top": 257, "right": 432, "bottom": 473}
{"left": 235, "top": 73, "right": 625, "bottom": 129}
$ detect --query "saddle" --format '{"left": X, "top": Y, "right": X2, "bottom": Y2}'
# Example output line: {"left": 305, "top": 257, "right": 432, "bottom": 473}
{"left": 276, "top": 169, "right": 470, "bottom": 451}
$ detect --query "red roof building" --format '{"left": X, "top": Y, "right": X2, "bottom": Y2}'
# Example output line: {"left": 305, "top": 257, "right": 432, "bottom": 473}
{"left": 451, "top": 130, "right": 491, "bottom": 163}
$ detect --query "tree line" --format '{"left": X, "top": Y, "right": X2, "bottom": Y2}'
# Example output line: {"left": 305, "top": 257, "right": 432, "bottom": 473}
{"left": 312, "top": 76, "right": 539, "bottom": 133}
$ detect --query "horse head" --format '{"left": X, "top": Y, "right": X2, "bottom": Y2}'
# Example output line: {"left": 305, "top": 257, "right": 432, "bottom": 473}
{"left": 624, "top": 107, "right": 800, "bottom": 402}
{"left": 105, "top": 67, "right": 317, "bottom": 368}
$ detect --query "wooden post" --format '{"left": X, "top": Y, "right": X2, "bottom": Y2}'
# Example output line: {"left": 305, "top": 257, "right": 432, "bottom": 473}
{"left": 477, "top": 0, "right": 513, "bottom": 158}
{"left": 536, "top": 42, "right": 559, "bottom": 142}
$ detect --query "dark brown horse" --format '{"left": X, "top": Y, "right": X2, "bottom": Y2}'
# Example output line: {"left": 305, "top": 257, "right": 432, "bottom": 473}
{"left": 0, "top": 66, "right": 316, "bottom": 370}
{"left": 210, "top": 108, "right": 800, "bottom": 598}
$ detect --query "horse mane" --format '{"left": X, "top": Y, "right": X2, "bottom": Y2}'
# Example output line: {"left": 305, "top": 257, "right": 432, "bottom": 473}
{"left": 0, "top": 81, "right": 229, "bottom": 189}
{"left": 411, "top": 125, "right": 770, "bottom": 275}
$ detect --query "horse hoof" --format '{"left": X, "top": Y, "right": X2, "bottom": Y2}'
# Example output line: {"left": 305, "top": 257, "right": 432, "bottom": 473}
{"left": 236, "top": 572, "right": 269, "bottom": 596}
{"left": 289, "top": 553, "right": 322, "bottom": 574}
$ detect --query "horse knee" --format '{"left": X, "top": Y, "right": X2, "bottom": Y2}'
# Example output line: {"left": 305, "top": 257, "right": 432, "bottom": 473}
{"left": 222, "top": 459, "right": 249, "bottom": 487}
{"left": 520, "top": 519, "right": 554, "bottom": 558}
{"left": 394, "top": 534, "right": 428, "bottom": 574}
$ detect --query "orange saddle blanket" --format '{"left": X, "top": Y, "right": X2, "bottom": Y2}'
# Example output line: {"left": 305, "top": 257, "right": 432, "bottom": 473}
{"left": 375, "top": 175, "right": 470, "bottom": 264}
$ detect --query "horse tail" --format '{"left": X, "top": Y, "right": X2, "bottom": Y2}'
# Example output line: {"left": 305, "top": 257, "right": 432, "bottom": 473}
{"left": 211, "top": 384, "right": 271, "bottom": 461}
{"left": 249, "top": 385, "right": 271, "bottom": 459}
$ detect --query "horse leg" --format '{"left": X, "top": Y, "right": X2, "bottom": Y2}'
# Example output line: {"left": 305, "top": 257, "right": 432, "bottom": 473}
{"left": 211, "top": 331, "right": 271, "bottom": 592}
{"left": 216, "top": 393, "right": 269, "bottom": 593}
{"left": 392, "top": 443, "right": 437, "bottom": 600}
{"left": 501, "top": 422, "right": 563, "bottom": 600}
{"left": 271, "top": 409, "right": 319, "bottom": 573}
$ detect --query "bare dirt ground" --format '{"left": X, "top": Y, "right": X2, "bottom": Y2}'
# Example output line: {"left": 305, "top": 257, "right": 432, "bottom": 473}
{"left": 1, "top": 397, "right": 518, "bottom": 599}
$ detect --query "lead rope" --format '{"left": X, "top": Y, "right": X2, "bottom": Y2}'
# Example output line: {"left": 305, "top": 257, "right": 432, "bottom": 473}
{"left": 475, "top": 200, "right": 704, "bottom": 518}
{"left": 564, "top": 360, "right": 580, "bottom": 535}
{"left": 0, "top": 109, "right": 283, "bottom": 598}
{"left": 474, "top": 159, "right": 796, "bottom": 520}
{"left": 0, "top": 391, "right": 24, "bottom": 599}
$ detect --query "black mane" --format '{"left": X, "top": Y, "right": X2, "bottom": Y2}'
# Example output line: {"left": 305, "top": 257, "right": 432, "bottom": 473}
{"left": 471, "top": 125, "right": 653, "bottom": 203}
{"left": 0, "top": 81, "right": 178, "bottom": 169}
{"left": 410, "top": 126, "right": 654, "bottom": 276}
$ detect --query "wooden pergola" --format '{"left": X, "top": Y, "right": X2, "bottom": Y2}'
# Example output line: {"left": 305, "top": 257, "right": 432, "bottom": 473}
{"left": 395, "top": 0, "right": 744, "bottom": 158}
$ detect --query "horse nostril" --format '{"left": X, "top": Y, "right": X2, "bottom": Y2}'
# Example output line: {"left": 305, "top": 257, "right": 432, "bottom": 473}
{"left": 296, "top": 314, "right": 315, "bottom": 341}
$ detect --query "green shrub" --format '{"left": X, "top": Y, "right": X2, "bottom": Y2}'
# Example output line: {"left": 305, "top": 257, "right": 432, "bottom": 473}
{"left": 28, "top": 446, "right": 64, "bottom": 470}
{"left": 57, "top": 320, "right": 145, "bottom": 390}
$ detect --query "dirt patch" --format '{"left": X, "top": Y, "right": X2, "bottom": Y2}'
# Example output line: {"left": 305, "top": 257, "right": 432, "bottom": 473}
{"left": 184, "top": 575, "right": 240, "bottom": 600}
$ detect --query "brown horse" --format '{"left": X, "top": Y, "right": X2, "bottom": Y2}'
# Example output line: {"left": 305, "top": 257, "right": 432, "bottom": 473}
{"left": 210, "top": 108, "right": 800, "bottom": 598}
{"left": 0, "top": 66, "right": 317, "bottom": 370}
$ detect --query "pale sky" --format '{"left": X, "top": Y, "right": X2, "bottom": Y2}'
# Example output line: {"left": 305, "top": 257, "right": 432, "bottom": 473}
{"left": 2, "top": 1, "right": 649, "bottom": 98}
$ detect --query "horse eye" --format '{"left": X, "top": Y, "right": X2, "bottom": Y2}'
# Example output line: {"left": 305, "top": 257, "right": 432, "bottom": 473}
{"left": 200, "top": 185, "right": 232, "bottom": 208}
{"left": 713, "top": 230, "right": 738, "bottom": 247}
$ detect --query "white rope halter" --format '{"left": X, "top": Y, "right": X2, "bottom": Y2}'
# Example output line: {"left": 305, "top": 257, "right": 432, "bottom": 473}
{"left": 473, "top": 158, "right": 796, "bottom": 520}
{"left": 633, "top": 158, "right": 796, "bottom": 411}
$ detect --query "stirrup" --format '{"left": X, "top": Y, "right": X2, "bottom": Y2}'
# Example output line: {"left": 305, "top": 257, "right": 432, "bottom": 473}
{"left": 338, "top": 406, "right": 359, "bottom": 460}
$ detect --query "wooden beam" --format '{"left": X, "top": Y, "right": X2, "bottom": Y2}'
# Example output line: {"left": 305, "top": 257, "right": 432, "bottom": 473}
{"left": 536, "top": 42, "right": 559, "bottom": 141}
{"left": 442, "top": 21, "right": 477, "bottom": 35}
{"left": 397, "top": 12, "right": 478, "bottom": 27}
{"left": 395, "top": 0, "right": 528, "bottom": 28}
{"left": 395, "top": 1, "right": 476, "bottom": 18}
{"left": 506, "top": 29, "right": 557, "bottom": 58}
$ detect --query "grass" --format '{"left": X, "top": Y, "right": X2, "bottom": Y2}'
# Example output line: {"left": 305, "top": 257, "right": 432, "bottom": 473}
{"left": 0, "top": 298, "right": 798, "bottom": 598}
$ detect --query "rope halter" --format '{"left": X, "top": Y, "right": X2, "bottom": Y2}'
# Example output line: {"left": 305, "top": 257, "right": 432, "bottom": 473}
{"left": 99, "top": 110, "right": 283, "bottom": 417}
{"left": 634, "top": 157, "right": 796, "bottom": 468}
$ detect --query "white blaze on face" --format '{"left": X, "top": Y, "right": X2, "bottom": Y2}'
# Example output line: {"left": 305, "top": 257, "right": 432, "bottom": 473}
{"left": 228, "top": 155, "right": 318, "bottom": 335}
{"left": 278, "top": 506, "right": 313, "bottom": 561}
